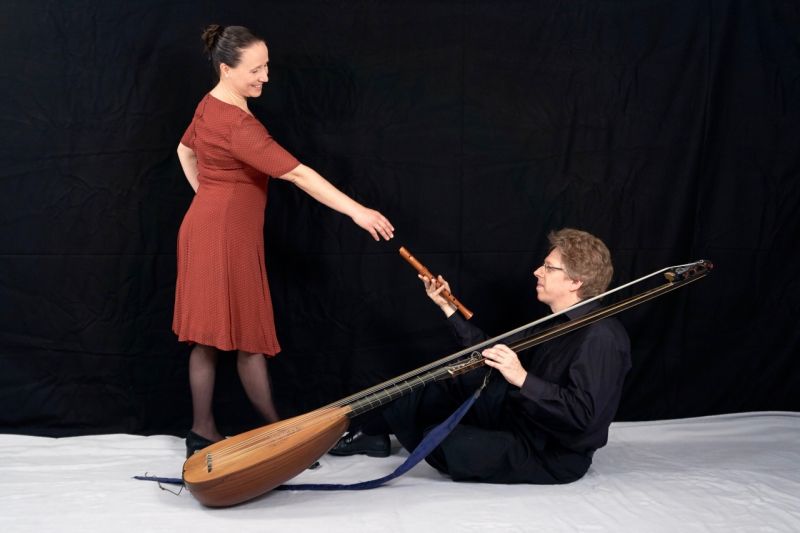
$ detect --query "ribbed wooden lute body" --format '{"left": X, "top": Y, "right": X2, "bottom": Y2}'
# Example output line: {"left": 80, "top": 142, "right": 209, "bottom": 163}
{"left": 182, "top": 406, "right": 351, "bottom": 507}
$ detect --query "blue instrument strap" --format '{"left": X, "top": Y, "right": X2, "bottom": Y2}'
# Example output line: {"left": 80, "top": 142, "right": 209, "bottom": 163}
{"left": 277, "top": 372, "right": 488, "bottom": 491}
{"left": 133, "top": 474, "right": 183, "bottom": 485}
{"left": 135, "top": 371, "right": 489, "bottom": 491}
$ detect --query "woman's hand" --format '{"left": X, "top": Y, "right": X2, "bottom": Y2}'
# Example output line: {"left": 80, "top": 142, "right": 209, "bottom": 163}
{"left": 351, "top": 207, "right": 394, "bottom": 241}
{"left": 419, "top": 274, "right": 457, "bottom": 316}
{"left": 482, "top": 344, "right": 528, "bottom": 387}
{"left": 280, "top": 165, "right": 395, "bottom": 241}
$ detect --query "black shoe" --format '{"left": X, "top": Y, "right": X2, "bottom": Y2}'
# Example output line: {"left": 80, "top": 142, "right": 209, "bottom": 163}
{"left": 185, "top": 431, "right": 217, "bottom": 458}
{"left": 328, "top": 431, "right": 391, "bottom": 457}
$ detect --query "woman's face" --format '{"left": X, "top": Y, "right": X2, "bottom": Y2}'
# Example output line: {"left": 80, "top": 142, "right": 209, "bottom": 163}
{"left": 221, "top": 41, "right": 269, "bottom": 98}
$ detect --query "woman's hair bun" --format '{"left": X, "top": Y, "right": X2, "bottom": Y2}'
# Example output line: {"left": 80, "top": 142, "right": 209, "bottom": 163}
{"left": 200, "top": 24, "right": 261, "bottom": 78}
{"left": 201, "top": 24, "right": 225, "bottom": 54}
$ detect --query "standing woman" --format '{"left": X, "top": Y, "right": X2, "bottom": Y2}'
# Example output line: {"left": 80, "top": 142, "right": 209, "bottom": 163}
{"left": 174, "top": 25, "right": 394, "bottom": 457}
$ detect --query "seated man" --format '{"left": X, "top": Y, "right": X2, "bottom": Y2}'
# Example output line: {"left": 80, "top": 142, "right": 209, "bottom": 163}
{"left": 331, "top": 228, "right": 631, "bottom": 484}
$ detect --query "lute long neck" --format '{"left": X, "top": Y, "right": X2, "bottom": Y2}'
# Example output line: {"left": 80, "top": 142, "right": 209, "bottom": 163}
{"left": 334, "top": 260, "right": 712, "bottom": 419}
{"left": 348, "top": 365, "right": 456, "bottom": 416}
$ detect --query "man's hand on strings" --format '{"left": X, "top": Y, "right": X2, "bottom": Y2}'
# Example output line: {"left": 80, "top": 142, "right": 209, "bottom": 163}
{"left": 482, "top": 344, "right": 528, "bottom": 387}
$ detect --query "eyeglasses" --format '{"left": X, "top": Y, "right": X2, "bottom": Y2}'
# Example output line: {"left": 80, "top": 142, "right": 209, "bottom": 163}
{"left": 541, "top": 263, "right": 567, "bottom": 274}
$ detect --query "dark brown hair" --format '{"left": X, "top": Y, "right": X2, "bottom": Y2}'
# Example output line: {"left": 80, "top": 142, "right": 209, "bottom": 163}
{"left": 548, "top": 228, "right": 613, "bottom": 298}
{"left": 201, "top": 25, "right": 264, "bottom": 78}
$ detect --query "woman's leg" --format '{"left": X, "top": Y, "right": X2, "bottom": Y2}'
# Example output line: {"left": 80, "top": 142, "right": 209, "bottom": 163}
{"left": 189, "top": 343, "right": 224, "bottom": 441}
{"left": 237, "top": 351, "right": 280, "bottom": 424}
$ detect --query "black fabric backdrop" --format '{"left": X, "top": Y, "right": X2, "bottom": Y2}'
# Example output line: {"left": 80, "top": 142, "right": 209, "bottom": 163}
{"left": 1, "top": 0, "right": 798, "bottom": 437}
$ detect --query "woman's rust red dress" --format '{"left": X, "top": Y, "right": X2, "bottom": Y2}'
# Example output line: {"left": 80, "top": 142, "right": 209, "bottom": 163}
{"left": 173, "top": 94, "right": 299, "bottom": 355}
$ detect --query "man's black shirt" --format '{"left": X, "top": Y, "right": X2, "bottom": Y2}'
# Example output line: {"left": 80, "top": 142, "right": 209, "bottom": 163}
{"left": 448, "top": 300, "right": 631, "bottom": 455}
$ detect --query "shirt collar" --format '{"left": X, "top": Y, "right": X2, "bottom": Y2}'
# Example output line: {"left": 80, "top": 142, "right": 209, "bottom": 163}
{"left": 564, "top": 299, "right": 601, "bottom": 321}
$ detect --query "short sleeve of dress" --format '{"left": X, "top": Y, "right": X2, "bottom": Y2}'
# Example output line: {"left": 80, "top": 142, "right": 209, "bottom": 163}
{"left": 229, "top": 117, "right": 300, "bottom": 177}
{"left": 180, "top": 119, "right": 196, "bottom": 150}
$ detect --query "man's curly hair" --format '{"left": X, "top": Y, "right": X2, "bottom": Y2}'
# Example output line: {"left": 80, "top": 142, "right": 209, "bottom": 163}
{"left": 548, "top": 228, "right": 613, "bottom": 299}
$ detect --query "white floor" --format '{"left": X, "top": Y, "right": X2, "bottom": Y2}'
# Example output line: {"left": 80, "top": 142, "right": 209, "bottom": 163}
{"left": 2, "top": 412, "right": 799, "bottom": 532}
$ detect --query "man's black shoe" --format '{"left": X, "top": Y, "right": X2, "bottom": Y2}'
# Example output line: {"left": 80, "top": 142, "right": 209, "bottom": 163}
{"left": 328, "top": 430, "right": 391, "bottom": 457}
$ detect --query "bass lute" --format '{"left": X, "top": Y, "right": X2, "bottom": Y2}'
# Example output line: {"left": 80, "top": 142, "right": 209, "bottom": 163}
{"left": 182, "top": 259, "right": 712, "bottom": 507}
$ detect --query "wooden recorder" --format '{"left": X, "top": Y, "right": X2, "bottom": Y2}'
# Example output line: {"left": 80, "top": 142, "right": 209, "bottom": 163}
{"left": 398, "top": 246, "right": 473, "bottom": 319}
